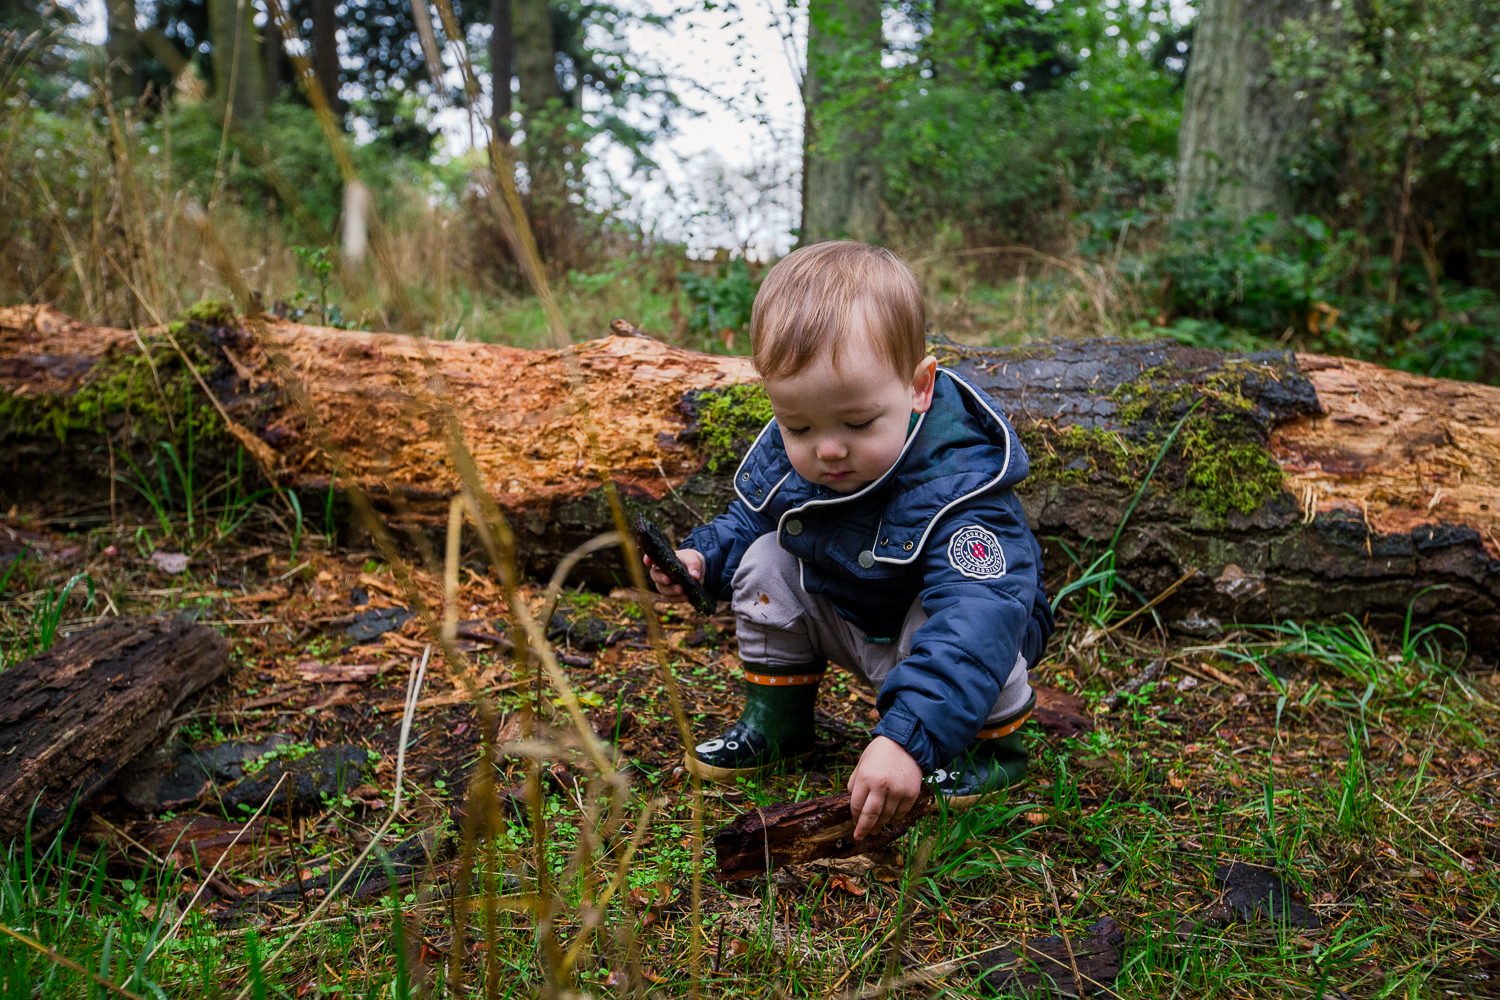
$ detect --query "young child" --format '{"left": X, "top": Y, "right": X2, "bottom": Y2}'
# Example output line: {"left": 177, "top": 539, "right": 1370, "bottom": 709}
{"left": 648, "top": 241, "right": 1053, "bottom": 839}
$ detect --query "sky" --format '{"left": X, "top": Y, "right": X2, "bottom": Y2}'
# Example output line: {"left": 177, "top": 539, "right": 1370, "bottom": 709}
{"left": 65, "top": 0, "right": 808, "bottom": 257}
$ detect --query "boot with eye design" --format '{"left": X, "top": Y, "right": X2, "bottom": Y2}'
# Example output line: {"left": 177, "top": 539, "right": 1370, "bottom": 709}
{"left": 928, "top": 692, "right": 1035, "bottom": 809}
{"left": 684, "top": 661, "right": 826, "bottom": 782}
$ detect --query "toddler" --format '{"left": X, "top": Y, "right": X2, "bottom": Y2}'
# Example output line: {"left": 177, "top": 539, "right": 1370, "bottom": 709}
{"left": 648, "top": 241, "right": 1053, "bottom": 839}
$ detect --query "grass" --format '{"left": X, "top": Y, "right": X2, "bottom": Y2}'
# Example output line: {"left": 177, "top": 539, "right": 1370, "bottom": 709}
{"left": 0, "top": 510, "right": 1496, "bottom": 998}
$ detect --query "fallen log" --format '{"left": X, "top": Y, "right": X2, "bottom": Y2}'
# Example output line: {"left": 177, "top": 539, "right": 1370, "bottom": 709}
{"left": 0, "top": 616, "right": 229, "bottom": 843}
{"left": 2, "top": 304, "right": 1497, "bottom": 650}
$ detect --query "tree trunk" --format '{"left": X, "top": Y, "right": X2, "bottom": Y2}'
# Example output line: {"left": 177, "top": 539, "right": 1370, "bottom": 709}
{"left": 265, "top": 15, "right": 283, "bottom": 100}
{"left": 513, "top": 0, "right": 557, "bottom": 116}
{"left": 801, "top": 0, "right": 884, "bottom": 243}
{"left": 491, "top": 0, "right": 513, "bottom": 143}
{"left": 1176, "top": 0, "right": 1310, "bottom": 219}
{"left": 105, "top": 0, "right": 140, "bottom": 104}
{"left": 208, "top": 0, "right": 267, "bottom": 125}
{"left": 310, "top": 0, "right": 344, "bottom": 118}
{"left": 2, "top": 304, "right": 1498, "bottom": 652}
{"left": 0, "top": 617, "right": 229, "bottom": 843}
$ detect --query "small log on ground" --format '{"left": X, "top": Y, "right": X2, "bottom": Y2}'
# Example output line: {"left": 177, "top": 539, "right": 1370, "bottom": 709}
{"left": 3, "top": 304, "right": 1498, "bottom": 649}
{"left": 713, "top": 788, "right": 935, "bottom": 881}
{"left": 0, "top": 616, "right": 228, "bottom": 843}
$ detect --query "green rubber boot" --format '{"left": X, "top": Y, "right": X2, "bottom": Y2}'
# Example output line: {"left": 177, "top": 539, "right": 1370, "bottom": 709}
{"left": 929, "top": 693, "right": 1034, "bottom": 809}
{"left": 685, "top": 661, "right": 825, "bottom": 782}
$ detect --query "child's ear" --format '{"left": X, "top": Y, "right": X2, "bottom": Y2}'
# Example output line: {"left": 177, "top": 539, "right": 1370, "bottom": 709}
{"left": 911, "top": 356, "right": 939, "bottom": 413}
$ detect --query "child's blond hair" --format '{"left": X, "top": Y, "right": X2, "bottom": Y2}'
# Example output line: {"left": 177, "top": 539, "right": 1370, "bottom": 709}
{"left": 749, "top": 241, "right": 926, "bottom": 381}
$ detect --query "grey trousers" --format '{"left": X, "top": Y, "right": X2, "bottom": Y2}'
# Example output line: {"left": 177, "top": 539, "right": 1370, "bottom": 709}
{"left": 730, "top": 534, "right": 1031, "bottom": 726}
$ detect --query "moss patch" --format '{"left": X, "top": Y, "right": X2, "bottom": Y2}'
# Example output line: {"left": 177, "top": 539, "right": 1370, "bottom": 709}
{"left": 1025, "top": 360, "right": 1287, "bottom": 520}
{"left": 1, "top": 303, "right": 233, "bottom": 448}
{"left": 682, "top": 382, "right": 774, "bottom": 473}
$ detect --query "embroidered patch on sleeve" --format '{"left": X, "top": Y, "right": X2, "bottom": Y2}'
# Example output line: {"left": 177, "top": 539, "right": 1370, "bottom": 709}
{"left": 948, "top": 525, "right": 1008, "bottom": 580}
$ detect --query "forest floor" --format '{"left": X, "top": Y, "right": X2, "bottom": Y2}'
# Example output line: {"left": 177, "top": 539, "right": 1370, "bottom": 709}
{"left": 2, "top": 508, "right": 1498, "bottom": 999}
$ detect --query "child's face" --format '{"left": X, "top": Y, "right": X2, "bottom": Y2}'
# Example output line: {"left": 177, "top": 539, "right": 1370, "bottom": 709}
{"left": 762, "top": 340, "right": 937, "bottom": 494}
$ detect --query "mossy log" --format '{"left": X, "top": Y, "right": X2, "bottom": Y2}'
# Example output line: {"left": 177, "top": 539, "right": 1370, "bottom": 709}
{"left": 3, "top": 304, "right": 1498, "bottom": 651}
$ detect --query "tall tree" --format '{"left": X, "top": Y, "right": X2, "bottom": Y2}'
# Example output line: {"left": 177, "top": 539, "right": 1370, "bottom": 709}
{"left": 105, "top": 0, "right": 140, "bottom": 103}
{"left": 265, "top": 15, "right": 283, "bottom": 99}
{"left": 208, "top": 0, "right": 266, "bottom": 122}
{"left": 513, "top": 0, "right": 558, "bottom": 113}
{"left": 1176, "top": 0, "right": 1308, "bottom": 219}
{"left": 801, "top": 0, "right": 883, "bottom": 244}
{"left": 310, "top": 0, "right": 344, "bottom": 116}
{"left": 491, "top": 0, "right": 512, "bottom": 142}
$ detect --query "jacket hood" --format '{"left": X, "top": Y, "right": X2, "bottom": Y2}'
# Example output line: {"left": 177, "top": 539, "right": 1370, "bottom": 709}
{"left": 728, "top": 368, "right": 1031, "bottom": 563}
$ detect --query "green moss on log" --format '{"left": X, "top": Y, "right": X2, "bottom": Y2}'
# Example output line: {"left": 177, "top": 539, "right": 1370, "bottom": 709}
{"left": 689, "top": 383, "right": 774, "bottom": 472}
{"left": 0, "top": 304, "right": 231, "bottom": 447}
{"left": 1021, "top": 360, "right": 1287, "bottom": 520}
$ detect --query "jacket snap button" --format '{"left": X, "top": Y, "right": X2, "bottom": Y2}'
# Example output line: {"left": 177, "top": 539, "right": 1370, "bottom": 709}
{"left": 755, "top": 487, "right": 763, "bottom": 498}
{"left": 786, "top": 520, "right": 803, "bottom": 536}
{"left": 858, "top": 550, "right": 875, "bottom": 568}
{"left": 741, "top": 472, "right": 750, "bottom": 481}
{"left": 903, "top": 541, "right": 914, "bottom": 551}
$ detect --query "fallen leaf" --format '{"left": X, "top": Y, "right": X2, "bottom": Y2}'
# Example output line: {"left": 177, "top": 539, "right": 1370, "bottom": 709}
{"left": 828, "top": 873, "right": 866, "bottom": 896}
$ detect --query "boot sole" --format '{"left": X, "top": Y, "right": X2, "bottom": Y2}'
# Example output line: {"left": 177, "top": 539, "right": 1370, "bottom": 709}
{"left": 684, "top": 750, "right": 812, "bottom": 784}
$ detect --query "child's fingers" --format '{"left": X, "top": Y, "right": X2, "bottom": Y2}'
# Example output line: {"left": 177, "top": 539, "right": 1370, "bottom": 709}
{"left": 853, "top": 789, "right": 885, "bottom": 841}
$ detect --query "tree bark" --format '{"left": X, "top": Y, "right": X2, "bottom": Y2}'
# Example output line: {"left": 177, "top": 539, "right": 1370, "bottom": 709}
{"left": 513, "top": 0, "right": 557, "bottom": 115}
{"left": 801, "top": 0, "right": 884, "bottom": 244}
{"left": 265, "top": 14, "right": 284, "bottom": 100}
{"left": 491, "top": 0, "right": 513, "bottom": 143}
{"left": 310, "top": 0, "right": 344, "bottom": 118}
{"left": 0, "top": 617, "right": 229, "bottom": 843}
{"left": 1176, "top": 0, "right": 1312, "bottom": 219}
{"left": 208, "top": 0, "right": 267, "bottom": 125}
{"left": 714, "top": 788, "right": 935, "bottom": 880}
{"left": 2, "top": 304, "right": 1498, "bottom": 652}
{"left": 105, "top": 0, "right": 140, "bottom": 104}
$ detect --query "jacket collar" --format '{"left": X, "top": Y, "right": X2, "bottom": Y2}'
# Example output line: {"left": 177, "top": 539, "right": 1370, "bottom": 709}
{"left": 730, "top": 369, "right": 1028, "bottom": 559}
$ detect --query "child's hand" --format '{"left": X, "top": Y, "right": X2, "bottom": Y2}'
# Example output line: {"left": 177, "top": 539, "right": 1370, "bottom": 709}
{"left": 848, "top": 736, "right": 923, "bottom": 841}
{"left": 644, "top": 548, "right": 706, "bottom": 601}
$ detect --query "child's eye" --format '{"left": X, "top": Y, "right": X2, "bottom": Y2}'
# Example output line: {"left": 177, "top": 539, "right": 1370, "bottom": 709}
{"left": 846, "top": 419, "right": 876, "bottom": 431}
{"left": 783, "top": 426, "right": 810, "bottom": 436}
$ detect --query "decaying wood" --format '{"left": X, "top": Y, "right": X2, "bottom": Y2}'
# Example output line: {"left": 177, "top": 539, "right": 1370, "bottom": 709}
{"left": 0, "top": 616, "right": 229, "bottom": 842}
{"left": 713, "top": 787, "right": 935, "bottom": 881}
{"left": 3, "top": 304, "right": 1498, "bottom": 649}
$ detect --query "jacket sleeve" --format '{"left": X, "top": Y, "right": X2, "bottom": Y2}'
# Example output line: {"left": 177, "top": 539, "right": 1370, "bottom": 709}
{"left": 872, "top": 492, "right": 1040, "bottom": 774}
{"left": 682, "top": 499, "right": 777, "bottom": 601}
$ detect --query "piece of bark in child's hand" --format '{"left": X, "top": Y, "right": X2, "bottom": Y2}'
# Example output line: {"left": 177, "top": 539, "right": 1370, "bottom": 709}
{"left": 634, "top": 514, "right": 716, "bottom": 616}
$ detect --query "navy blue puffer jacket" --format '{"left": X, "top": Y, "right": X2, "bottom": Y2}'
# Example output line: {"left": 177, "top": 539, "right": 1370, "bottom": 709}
{"left": 683, "top": 368, "right": 1054, "bottom": 774}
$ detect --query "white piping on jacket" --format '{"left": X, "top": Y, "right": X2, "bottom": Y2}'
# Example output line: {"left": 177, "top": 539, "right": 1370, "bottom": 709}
{"left": 868, "top": 369, "right": 1014, "bottom": 566}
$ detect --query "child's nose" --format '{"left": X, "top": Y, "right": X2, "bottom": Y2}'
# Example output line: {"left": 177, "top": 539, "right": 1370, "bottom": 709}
{"left": 816, "top": 437, "right": 847, "bottom": 460}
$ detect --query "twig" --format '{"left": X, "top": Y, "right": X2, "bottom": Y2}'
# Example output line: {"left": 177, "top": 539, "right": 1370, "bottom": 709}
{"left": 1371, "top": 792, "right": 1473, "bottom": 867}
{"left": 1101, "top": 566, "right": 1198, "bottom": 637}
{"left": 1102, "top": 658, "right": 1166, "bottom": 711}
{"left": 1038, "top": 859, "right": 1085, "bottom": 998}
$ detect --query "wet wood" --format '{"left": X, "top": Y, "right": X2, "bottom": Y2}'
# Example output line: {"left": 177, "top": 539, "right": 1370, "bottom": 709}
{"left": 712, "top": 787, "right": 935, "bottom": 881}
{"left": 2, "top": 305, "right": 1498, "bottom": 649}
{"left": 0, "top": 616, "right": 229, "bottom": 842}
